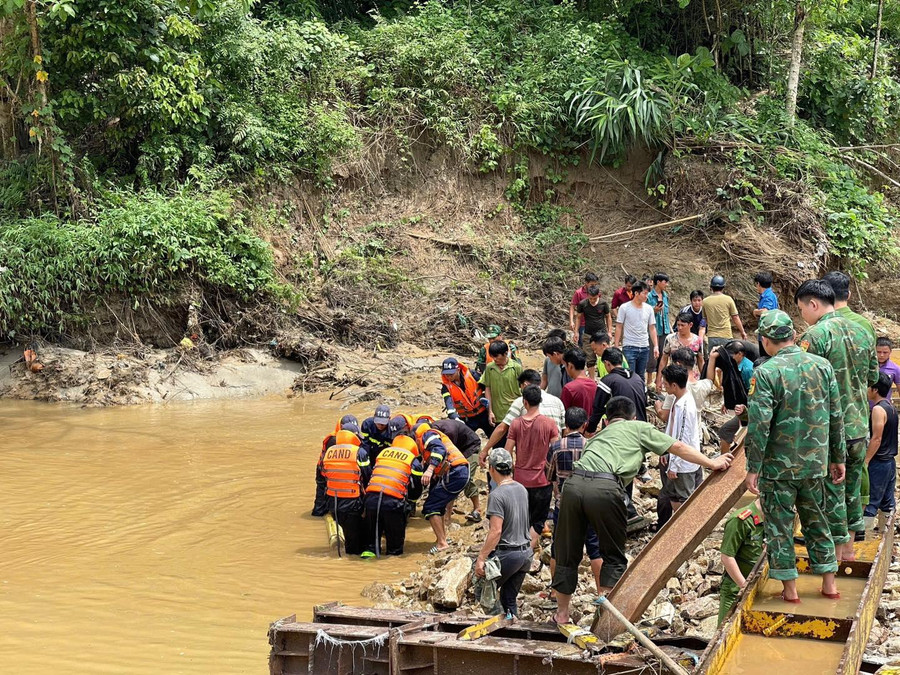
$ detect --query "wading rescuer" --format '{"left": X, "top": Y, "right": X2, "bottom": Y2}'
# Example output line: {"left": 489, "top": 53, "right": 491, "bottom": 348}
{"left": 746, "top": 310, "right": 844, "bottom": 603}
{"left": 321, "top": 428, "right": 371, "bottom": 556}
{"left": 363, "top": 433, "right": 424, "bottom": 558}
{"left": 440, "top": 357, "right": 494, "bottom": 436}
{"left": 360, "top": 404, "right": 393, "bottom": 460}
{"left": 414, "top": 421, "right": 470, "bottom": 554}
{"left": 550, "top": 396, "right": 733, "bottom": 625}
{"left": 431, "top": 417, "right": 484, "bottom": 522}
{"left": 312, "top": 415, "right": 359, "bottom": 517}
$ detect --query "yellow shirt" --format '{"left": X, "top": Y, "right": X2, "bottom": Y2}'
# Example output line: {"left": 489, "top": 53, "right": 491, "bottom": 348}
{"left": 703, "top": 294, "right": 738, "bottom": 338}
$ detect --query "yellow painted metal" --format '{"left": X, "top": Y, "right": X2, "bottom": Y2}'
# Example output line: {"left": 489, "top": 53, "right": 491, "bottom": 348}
{"left": 558, "top": 622, "right": 602, "bottom": 651}
{"left": 743, "top": 610, "right": 845, "bottom": 640}
{"left": 457, "top": 614, "right": 512, "bottom": 641}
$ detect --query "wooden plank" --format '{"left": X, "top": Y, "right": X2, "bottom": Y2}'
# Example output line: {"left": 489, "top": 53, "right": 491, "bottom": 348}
{"left": 592, "top": 440, "right": 749, "bottom": 641}
{"left": 837, "top": 513, "right": 895, "bottom": 674}
{"left": 457, "top": 614, "right": 514, "bottom": 641}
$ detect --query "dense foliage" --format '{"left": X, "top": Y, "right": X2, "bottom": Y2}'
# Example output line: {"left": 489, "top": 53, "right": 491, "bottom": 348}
{"left": 1, "top": 0, "right": 899, "bottom": 333}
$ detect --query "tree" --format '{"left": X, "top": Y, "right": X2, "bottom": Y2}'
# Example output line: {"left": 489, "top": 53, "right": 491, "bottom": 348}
{"left": 785, "top": 1, "right": 806, "bottom": 125}
{"left": 871, "top": 0, "right": 884, "bottom": 79}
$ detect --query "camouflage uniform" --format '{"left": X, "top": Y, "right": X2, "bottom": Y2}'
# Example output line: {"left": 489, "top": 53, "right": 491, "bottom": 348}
{"left": 718, "top": 501, "right": 764, "bottom": 624}
{"left": 801, "top": 311, "right": 879, "bottom": 540}
{"left": 747, "top": 310, "right": 844, "bottom": 581}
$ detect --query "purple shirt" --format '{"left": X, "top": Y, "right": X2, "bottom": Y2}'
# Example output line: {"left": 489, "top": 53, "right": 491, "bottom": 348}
{"left": 881, "top": 360, "right": 900, "bottom": 389}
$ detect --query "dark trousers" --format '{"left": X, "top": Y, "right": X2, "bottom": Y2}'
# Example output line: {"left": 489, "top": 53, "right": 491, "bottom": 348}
{"left": 551, "top": 474, "right": 628, "bottom": 593}
{"left": 366, "top": 504, "right": 408, "bottom": 555}
{"left": 462, "top": 409, "right": 495, "bottom": 437}
{"left": 657, "top": 469, "right": 673, "bottom": 528}
{"left": 331, "top": 504, "right": 365, "bottom": 555}
{"left": 312, "top": 469, "right": 328, "bottom": 517}
{"left": 496, "top": 548, "right": 532, "bottom": 615}
{"left": 865, "top": 458, "right": 897, "bottom": 516}
{"left": 625, "top": 480, "right": 639, "bottom": 519}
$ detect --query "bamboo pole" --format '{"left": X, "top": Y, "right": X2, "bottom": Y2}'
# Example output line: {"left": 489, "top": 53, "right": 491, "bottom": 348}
{"left": 595, "top": 596, "right": 691, "bottom": 675}
{"left": 588, "top": 214, "right": 702, "bottom": 242}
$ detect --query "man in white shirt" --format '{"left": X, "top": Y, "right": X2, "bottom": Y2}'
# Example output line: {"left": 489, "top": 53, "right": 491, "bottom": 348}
{"left": 654, "top": 364, "right": 703, "bottom": 528}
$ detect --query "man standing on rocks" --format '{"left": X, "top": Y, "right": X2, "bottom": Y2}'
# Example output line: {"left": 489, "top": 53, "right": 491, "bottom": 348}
{"left": 795, "top": 280, "right": 878, "bottom": 562}
{"left": 611, "top": 275, "right": 636, "bottom": 322}
{"left": 570, "top": 273, "right": 600, "bottom": 344}
{"left": 575, "top": 285, "right": 611, "bottom": 379}
{"left": 474, "top": 449, "right": 533, "bottom": 617}
{"left": 551, "top": 396, "right": 732, "bottom": 624}
{"left": 614, "top": 281, "right": 657, "bottom": 382}
{"left": 505, "top": 385, "right": 559, "bottom": 553}
{"left": 479, "top": 341, "right": 524, "bottom": 433}
{"left": 746, "top": 309, "right": 844, "bottom": 602}
{"left": 439, "top": 357, "right": 493, "bottom": 436}
{"left": 704, "top": 275, "right": 747, "bottom": 352}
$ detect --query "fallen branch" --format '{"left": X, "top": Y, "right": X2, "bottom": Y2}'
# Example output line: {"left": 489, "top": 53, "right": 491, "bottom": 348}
{"left": 588, "top": 214, "right": 702, "bottom": 241}
{"left": 840, "top": 154, "right": 900, "bottom": 190}
{"left": 835, "top": 143, "right": 900, "bottom": 152}
{"left": 407, "top": 231, "right": 475, "bottom": 252}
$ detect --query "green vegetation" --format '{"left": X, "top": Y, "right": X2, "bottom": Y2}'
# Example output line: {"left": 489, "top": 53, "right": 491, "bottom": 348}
{"left": 1, "top": 0, "right": 900, "bottom": 334}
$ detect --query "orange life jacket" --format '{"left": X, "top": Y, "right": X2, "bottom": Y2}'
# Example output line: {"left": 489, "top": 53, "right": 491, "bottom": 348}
{"left": 441, "top": 364, "right": 486, "bottom": 417}
{"left": 415, "top": 425, "right": 468, "bottom": 477}
{"left": 366, "top": 435, "right": 418, "bottom": 500}
{"left": 322, "top": 431, "right": 364, "bottom": 499}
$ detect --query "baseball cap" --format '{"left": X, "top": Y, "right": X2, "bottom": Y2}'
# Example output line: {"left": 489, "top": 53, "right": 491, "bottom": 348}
{"left": 373, "top": 405, "right": 391, "bottom": 425}
{"left": 488, "top": 448, "right": 513, "bottom": 472}
{"left": 441, "top": 357, "right": 460, "bottom": 375}
{"left": 757, "top": 309, "right": 795, "bottom": 340}
{"left": 388, "top": 415, "right": 410, "bottom": 435}
{"left": 340, "top": 414, "right": 359, "bottom": 429}
{"left": 486, "top": 324, "right": 502, "bottom": 339}
{"left": 341, "top": 422, "right": 360, "bottom": 435}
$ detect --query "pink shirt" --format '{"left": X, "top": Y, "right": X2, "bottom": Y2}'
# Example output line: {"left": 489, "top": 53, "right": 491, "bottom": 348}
{"left": 571, "top": 286, "right": 589, "bottom": 326}
{"left": 508, "top": 414, "right": 557, "bottom": 488}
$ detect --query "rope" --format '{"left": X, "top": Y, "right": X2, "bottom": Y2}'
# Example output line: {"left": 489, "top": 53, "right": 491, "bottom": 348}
{"left": 314, "top": 628, "right": 391, "bottom": 655}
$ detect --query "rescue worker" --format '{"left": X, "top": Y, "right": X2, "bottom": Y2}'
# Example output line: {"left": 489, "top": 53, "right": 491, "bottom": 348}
{"left": 432, "top": 416, "right": 484, "bottom": 522}
{"left": 440, "top": 357, "right": 494, "bottom": 436}
{"left": 475, "top": 325, "right": 520, "bottom": 376}
{"left": 360, "top": 404, "right": 393, "bottom": 460}
{"left": 414, "top": 421, "right": 471, "bottom": 554}
{"left": 795, "top": 279, "right": 878, "bottom": 562}
{"left": 321, "top": 427, "right": 371, "bottom": 556}
{"left": 312, "top": 414, "right": 360, "bottom": 517}
{"left": 746, "top": 310, "right": 844, "bottom": 603}
{"left": 363, "top": 433, "right": 424, "bottom": 557}
{"left": 718, "top": 498, "right": 764, "bottom": 624}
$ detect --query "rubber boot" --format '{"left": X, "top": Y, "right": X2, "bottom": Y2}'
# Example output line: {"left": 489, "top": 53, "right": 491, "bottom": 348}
{"left": 876, "top": 511, "right": 887, "bottom": 534}
{"left": 863, "top": 515, "right": 875, "bottom": 537}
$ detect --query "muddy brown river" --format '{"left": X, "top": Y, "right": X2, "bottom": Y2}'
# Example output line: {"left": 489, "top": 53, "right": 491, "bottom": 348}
{"left": 0, "top": 397, "right": 439, "bottom": 673}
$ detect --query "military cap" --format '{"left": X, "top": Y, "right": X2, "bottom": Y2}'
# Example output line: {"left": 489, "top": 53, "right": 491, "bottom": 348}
{"left": 757, "top": 309, "right": 794, "bottom": 340}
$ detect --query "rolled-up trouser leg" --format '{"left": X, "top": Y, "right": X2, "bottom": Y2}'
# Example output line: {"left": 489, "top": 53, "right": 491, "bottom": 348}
{"left": 844, "top": 439, "right": 866, "bottom": 533}
{"left": 463, "top": 453, "right": 480, "bottom": 500}
{"left": 550, "top": 477, "right": 589, "bottom": 596}
{"left": 760, "top": 478, "right": 800, "bottom": 581}
{"left": 795, "top": 477, "right": 837, "bottom": 574}
{"left": 823, "top": 473, "right": 851, "bottom": 546}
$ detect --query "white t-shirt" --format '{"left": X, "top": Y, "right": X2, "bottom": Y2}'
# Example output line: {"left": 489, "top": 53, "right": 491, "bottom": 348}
{"left": 503, "top": 392, "right": 566, "bottom": 434}
{"left": 688, "top": 378, "right": 714, "bottom": 411}
{"left": 616, "top": 301, "right": 655, "bottom": 348}
{"left": 665, "top": 393, "right": 701, "bottom": 474}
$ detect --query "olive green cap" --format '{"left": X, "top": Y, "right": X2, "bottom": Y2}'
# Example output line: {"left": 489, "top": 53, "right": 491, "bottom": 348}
{"left": 757, "top": 309, "right": 794, "bottom": 340}
{"left": 486, "top": 324, "right": 502, "bottom": 338}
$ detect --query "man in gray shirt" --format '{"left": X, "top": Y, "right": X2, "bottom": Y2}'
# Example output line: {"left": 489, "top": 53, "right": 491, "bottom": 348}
{"left": 474, "top": 449, "right": 532, "bottom": 616}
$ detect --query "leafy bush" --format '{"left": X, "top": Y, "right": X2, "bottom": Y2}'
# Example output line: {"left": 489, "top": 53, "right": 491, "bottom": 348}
{"left": 0, "top": 190, "right": 280, "bottom": 334}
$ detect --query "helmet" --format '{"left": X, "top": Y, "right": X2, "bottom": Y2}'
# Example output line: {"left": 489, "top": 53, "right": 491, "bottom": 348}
{"left": 710, "top": 275, "right": 726, "bottom": 290}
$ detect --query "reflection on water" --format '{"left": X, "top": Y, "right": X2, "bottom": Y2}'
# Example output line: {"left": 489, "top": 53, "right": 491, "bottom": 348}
{"left": 0, "top": 397, "right": 439, "bottom": 674}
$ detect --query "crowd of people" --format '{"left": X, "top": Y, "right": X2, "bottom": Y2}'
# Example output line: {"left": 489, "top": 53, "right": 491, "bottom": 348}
{"left": 311, "top": 269, "right": 898, "bottom": 624}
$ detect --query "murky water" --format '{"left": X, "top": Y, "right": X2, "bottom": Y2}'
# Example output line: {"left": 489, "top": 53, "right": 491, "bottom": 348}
{"left": 718, "top": 634, "right": 845, "bottom": 674}
{"left": 0, "top": 397, "right": 441, "bottom": 674}
{"left": 754, "top": 575, "right": 865, "bottom": 618}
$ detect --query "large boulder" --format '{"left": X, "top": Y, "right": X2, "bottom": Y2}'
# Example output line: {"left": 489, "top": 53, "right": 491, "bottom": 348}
{"left": 429, "top": 557, "right": 472, "bottom": 610}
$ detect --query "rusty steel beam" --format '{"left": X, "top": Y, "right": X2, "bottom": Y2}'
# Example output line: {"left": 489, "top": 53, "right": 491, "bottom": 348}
{"left": 593, "top": 442, "right": 748, "bottom": 641}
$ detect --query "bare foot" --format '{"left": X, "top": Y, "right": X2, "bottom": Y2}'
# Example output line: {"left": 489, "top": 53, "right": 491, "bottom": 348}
{"left": 552, "top": 612, "right": 568, "bottom": 625}
{"left": 780, "top": 591, "right": 801, "bottom": 603}
{"left": 842, "top": 542, "right": 856, "bottom": 562}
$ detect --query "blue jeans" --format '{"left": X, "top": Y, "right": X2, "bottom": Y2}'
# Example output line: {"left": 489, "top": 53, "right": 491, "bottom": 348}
{"left": 623, "top": 346, "right": 649, "bottom": 379}
{"left": 865, "top": 458, "right": 897, "bottom": 516}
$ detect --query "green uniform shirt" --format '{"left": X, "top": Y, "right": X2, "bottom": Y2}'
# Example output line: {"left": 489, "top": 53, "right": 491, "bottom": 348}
{"left": 834, "top": 306, "right": 876, "bottom": 344}
{"left": 747, "top": 345, "right": 846, "bottom": 478}
{"left": 802, "top": 312, "right": 879, "bottom": 440}
{"left": 721, "top": 501, "right": 764, "bottom": 579}
{"left": 479, "top": 360, "right": 524, "bottom": 421}
{"left": 575, "top": 420, "right": 673, "bottom": 485}
{"left": 476, "top": 342, "right": 520, "bottom": 372}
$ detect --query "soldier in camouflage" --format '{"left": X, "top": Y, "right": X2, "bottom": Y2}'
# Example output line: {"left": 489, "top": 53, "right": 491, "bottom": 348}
{"left": 746, "top": 309, "right": 845, "bottom": 602}
{"left": 795, "top": 279, "right": 879, "bottom": 562}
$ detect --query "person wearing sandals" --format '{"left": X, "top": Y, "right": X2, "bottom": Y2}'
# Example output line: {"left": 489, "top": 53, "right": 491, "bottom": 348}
{"left": 473, "top": 449, "right": 532, "bottom": 617}
{"left": 432, "top": 417, "right": 485, "bottom": 523}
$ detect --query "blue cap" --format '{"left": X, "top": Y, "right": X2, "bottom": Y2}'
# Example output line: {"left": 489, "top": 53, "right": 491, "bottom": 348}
{"left": 342, "top": 422, "right": 360, "bottom": 435}
{"left": 388, "top": 415, "right": 410, "bottom": 435}
{"left": 373, "top": 405, "right": 391, "bottom": 425}
{"left": 441, "top": 358, "right": 459, "bottom": 375}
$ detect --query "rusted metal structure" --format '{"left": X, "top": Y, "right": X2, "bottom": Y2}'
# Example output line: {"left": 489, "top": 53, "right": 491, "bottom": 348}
{"left": 269, "top": 605, "right": 707, "bottom": 674}
{"left": 696, "top": 513, "right": 895, "bottom": 674}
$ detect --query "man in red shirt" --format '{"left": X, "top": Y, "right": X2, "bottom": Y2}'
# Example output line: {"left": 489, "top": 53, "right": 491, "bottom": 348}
{"left": 611, "top": 274, "right": 637, "bottom": 321}
{"left": 561, "top": 348, "right": 597, "bottom": 419}
{"left": 569, "top": 272, "right": 599, "bottom": 344}
{"left": 506, "top": 385, "right": 560, "bottom": 551}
